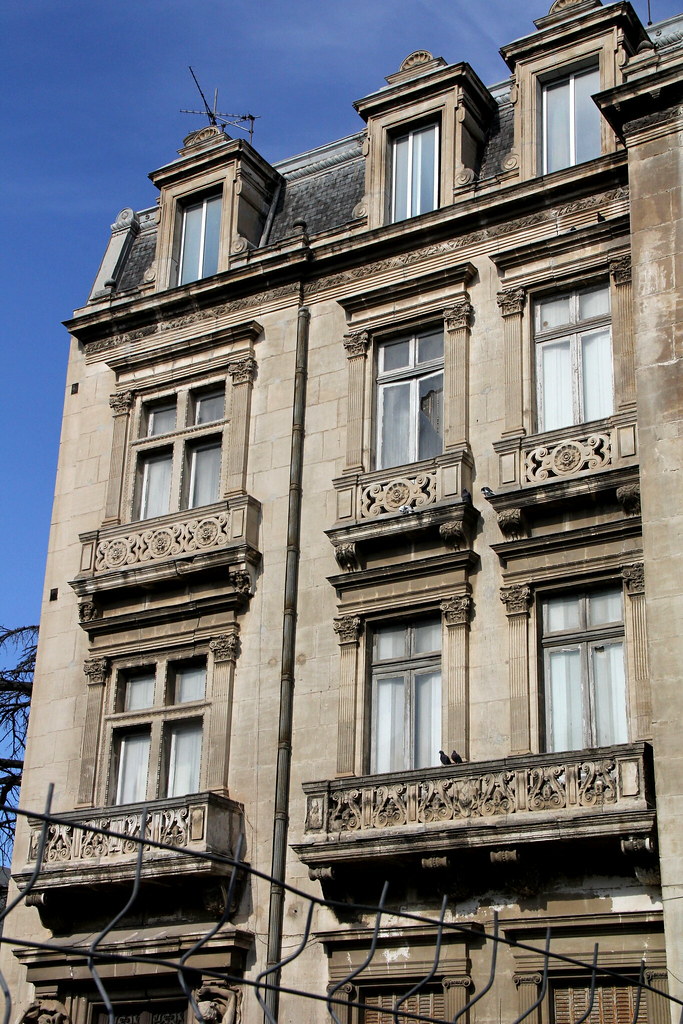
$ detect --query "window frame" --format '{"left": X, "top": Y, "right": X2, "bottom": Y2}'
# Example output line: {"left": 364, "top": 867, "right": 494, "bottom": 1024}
{"left": 177, "top": 190, "right": 223, "bottom": 286}
{"left": 541, "top": 61, "right": 602, "bottom": 175}
{"left": 390, "top": 121, "right": 440, "bottom": 224}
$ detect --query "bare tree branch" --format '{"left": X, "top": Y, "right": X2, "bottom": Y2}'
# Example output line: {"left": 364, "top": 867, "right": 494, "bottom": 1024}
{"left": 0, "top": 625, "right": 37, "bottom": 865}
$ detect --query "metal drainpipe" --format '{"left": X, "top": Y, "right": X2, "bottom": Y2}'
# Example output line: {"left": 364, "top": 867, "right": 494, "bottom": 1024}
{"left": 264, "top": 296, "right": 310, "bottom": 1022}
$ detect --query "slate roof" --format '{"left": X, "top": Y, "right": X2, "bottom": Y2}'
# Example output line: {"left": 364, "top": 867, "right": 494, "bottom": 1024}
{"left": 118, "top": 226, "right": 156, "bottom": 293}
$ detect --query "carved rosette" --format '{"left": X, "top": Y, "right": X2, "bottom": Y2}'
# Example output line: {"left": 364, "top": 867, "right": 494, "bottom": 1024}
{"left": 334, "top": 616, "right": 362, "bottom": 645}
{"left": 83, "top": 657, "right": 108, "bottom": 684}
{"left": 343, "top": 331, "right": 370, "bottom": 359}
{"left": 524, "top": 432, "right": 612, "bottom": 482}
{"left": 210, "top": 630, "right": 240, "bottom": 663}
{"left": 333, "top": 542, "right": 360, "bottom": 572}
{"left": 227, "top": 356, "right": 257, "bottom": 385}
{"left": 616, "top": 483, "right": 641, "bottom": 517}
{"left": 622, "top": 562, "right": 645, "bottom": 595}
{"left": 441, "top": 595, "right": 472, "bottom": 626}
{"left": 361, "top": 472, "right": 436, "bottom": 517}
{"left": 95, "top": 512, "right": 232, "bottom": 571}
{"left": 443, "top": 299, "right": 473, "bottom": 332}
{"left": 610, "top": 254, "right": 632, "bottom": 286}
{"left": 108, "top": 390, "right": 135, "bottom": 415}
{"left": 500, "top": 585, "right": 532, "bottom": 616}
{"left": 496, "top": 288, "right": 526, "bottom": 317}
{"left": 497, "top": 507, "right": 526, "bottom": 540}
{"left": 439, "top": 520, "right": 467, "bottom": 550}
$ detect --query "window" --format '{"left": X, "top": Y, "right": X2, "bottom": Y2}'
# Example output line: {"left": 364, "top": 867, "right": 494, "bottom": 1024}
{"left": 132, "top": 383, "right": 226, "bottom": 521}
{"left": 552, "top": 978, "right": 647, "bottom": 1024}
{"left": 109, "top": 658, "right": 207, "bottom": 805}
{"left": 535, "top": 284, "right": 612, "bottom": 432}
{"left": 360, "top": 985, "right": 446, "bottom": 1024}
{"left": 391, "top": 124, "right": 439, "bottom": 222}
{"left": 371, "top": 617, "right": 441, "bottom": 773}
{"left": 376, "top": 328, "right": 443, "bottom": 469}
{"left": 542, "top": 588, "right": 627, "bottom": 752}
{"left": 542, "top": 64, "right": 601, "bottom": 174}
{"left": 178, "top": 192, "right": 222, "bottom": 285}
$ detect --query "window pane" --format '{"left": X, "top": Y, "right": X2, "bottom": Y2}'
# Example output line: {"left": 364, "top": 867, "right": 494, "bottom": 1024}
{"left": 579, "top": 285, "right": 609, "bottom": 321}
{"left": 537, "top": 295, "right": 571, "bottom": 332}
{"left": 539, "top": 339, "right": 572, "bottom": 430}
{"left": 414, "top": 669, "right": 441, "bottom": 769}
{"left": 547, "top": 648, "right": 584, "bottom": 751}
{"left": 592, "top": 642, "right": 627, "bottom": 745}
{"left": 116, "top": 732, "right": 150, "bottom": 804}
{"left": 381, "top": 338, "right": 410, "bottom": 372}
{"left": 413, "top": 125, "right": 437, "bottom": 216}
{"left": 414, "top": 618, "right": 441, "bottom": 654}
{"left": 124, "top": 671, "right": 155, "bottom": 711}
{"left": 379, "top": 381, "right": 411, "bottom": 468}
{"left": 375, "top": 624, "right": 406, "bottom": 661}
{"left": 374, "top": 675, "right": 405, "bottom": 773}
{"left": 417, "top": 372, "right": 443, "bottom": 460}
{"left": 545, "top": 78, "right": 570, "bottom": 173}
{"left": 189, "top": 442, "right": 221, "bottom": 508}
{"left": 392, "top": 135, "right": 409, "bottom": 223}
{"left": 417, "top": 330, "right": 443, "bottom": 364}
{"left": 545, "top": 595, "right": 581, "bottom": 633}
{"left": 202, "top": 195, "right": 222, "bottom": 278}
{"left": 166, "top": 721, "right": 202, "bottom": 797}
{"left": 140, "top": 451, "right": 172, "bottom": 519}
{"left": 582, "top": 328, "right": 613, "bottom": 421}
{"left": 588, "top": 589, "right": 622, "bottom": 627}
{"left": 174, "top": 663, "right": 206, "bottom": 703}
{"left": 195, "top": 389, "right": 225, "bottom": 424}
{"left": 179, "top": 203, "right": 203, "bottom": 285}
{"left": 574, "top": 67, "right": 601, "bottom": 165}
{"left": 147, "top": 403, "right": 176, "bottom": 437}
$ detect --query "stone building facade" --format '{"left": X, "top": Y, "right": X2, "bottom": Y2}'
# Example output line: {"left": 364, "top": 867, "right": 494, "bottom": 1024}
{"left": 4, "top": 1, "right": 683, "bottom": 1022}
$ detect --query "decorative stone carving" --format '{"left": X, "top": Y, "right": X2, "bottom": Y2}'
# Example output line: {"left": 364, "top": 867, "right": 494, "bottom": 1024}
{"left": 439, "top": 520, "right": 467, "bottom": 550}
{"left": 610, "top": 254, "right": 632, "bottom": 286}
{"left": 230, "top": 570, "right": 252, "bottom": 596}
{"left": 622, "top": 562, "right": 645, "bottom": 595}
{"left": 496, "top": 508, "right": 526, "bottom": 541}
{"left": 455, "top": 167, "right": 476, "bottom": 188}
{"left": 399, "top": 50, "right": 433, "bottom": 71}
{"left": 621, "top": 835, "right": 654, "bottom": 856}
{"left": 343, "top": 331, "right": 370, "bottom": 359}
{"left": 524, "top": 432, "right": 612, "bottom": 483}
{"left": 308, "top": 864, "right": 335, "bottom": 881}
{"left": 21, "top": 1000, "right": 71, "bottom": 1024}
{"left": 616, "top": 483, "right": 641, "bottom": 516}
{"left": 443, "top": 977, "right": 472, "bottom": 990}
{"left": 361, "top": 471, "right": 436, "bottom": 518}
{"left": 227, "top": 356, "right": 257, "bottom": 385}
{"left": 112, "top": 208, "right": 136, "bottom": 232}
{"left": 496, "top": 289, "right": 526, "bottom": 317}
{"left": 193, "top": 983, "right": 239, "bottom": 1024}
{"left": 95, "top": 512, "right": 231, "bottom": 571}
{"left": 108, "top": 391, "right": 134, "bottom": 415}
{"left": 333, "top": 616, "right": 362, "bottom": 644}
{"left": 210, "top": 630, "right": 240, "bottom": 663}
{"left": 183, "top": 125, "right": 224, "bottom": 148}
{"left": 83, "top": 657, "right": 108, "bottom": 684}
{"left": 490, "top": 848, "right": 519, "bottom": 864}
{"left": 514, "top": 973, "right": 543, "bottom": 987}
{"left": 500, "top": 585, "right": 532, "bottom": 615}
{"left": 443, "top": 300, "right": 473, "bottom": 332}
{"left": 548, "top": 0, "right": 599, "bottom": 13}
{"left": 333, "top": 542, "right": 360, "bottom": 572}
{"left": 422, "top": 855, "right": 450, "bottom": 870}
{"left": 441, "top": 596, "right": 472, "bottom": 626}
{"left": 78, "top": 600, "right": 100, "bottom": 622}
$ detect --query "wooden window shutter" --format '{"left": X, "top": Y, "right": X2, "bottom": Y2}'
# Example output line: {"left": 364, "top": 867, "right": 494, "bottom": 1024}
{"left": 361, "top": 987, "right": 446, "bottom": 1024}
{"left": 552, "top": 981, "right": 647, "bottom": 1024}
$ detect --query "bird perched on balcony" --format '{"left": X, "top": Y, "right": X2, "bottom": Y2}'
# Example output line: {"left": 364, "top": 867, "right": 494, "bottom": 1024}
{"left": 438, "top": 750, "right": 451, "bottom": 766}
{"left": 461, "top": 488, "right": 472, "bottom": 504}
{"left": 450, "top": 749, "right": 463, "bottom": 764}
{"left": 481, "top": 486, "right": 495, "bottom": 499}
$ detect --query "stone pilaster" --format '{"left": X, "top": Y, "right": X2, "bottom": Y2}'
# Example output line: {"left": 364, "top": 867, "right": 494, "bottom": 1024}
{"left": 225, "top": 356, "right": 257, "bottom": 495}
{"left": 500, "top": 584, "right": 533, "bottom": 753}
{"left": 334, "top": 616, "right": 362, "bottom": 775}
{"left": 622, "top": 562, "right": 651, "bottom": 740}
{"left": 343, "top": 332, "right": 370, "bottom": 470}
{"left": 78, "top": 658, "right": 110, "bottom": 805}
{"left": 441, "top": 595, "right": 472, "bottom": 759}
{"left": 610, "top": 254, "right": 636, "bottom": 410}
{"left": 205, "top": 628, "right": 241, "bottom": 792}
{"left": 497, "top": 288, "right": 527, "bottom": 436}
{"left": 103, "top": 391, "right": 135, "bottom": 523}
{"left": 443, "top": 977, "right": 472, "bottom": 1020}
{"left": 443, "top": 299, "right": 473, "bottom": 450}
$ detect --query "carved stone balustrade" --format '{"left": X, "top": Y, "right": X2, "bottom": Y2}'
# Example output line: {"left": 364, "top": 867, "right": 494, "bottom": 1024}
{"left": 19, "top": 792, "right": 243, "bottom": 891}
{"left": 295, "top": 743, "right": 654, "bottom": 870}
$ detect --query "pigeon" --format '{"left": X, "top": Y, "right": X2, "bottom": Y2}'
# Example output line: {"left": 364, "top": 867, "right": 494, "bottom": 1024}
{"left": 450, "top": 750, "right": 463, "bottom": 764}
{"left": 438, "top": 750, "right": 451, "bottom": 766}
{"left": 461, "top": 488, "right": 472, "bottom": 504}
{"left": 481, "top": 486, "right": 495, "bottom": 498}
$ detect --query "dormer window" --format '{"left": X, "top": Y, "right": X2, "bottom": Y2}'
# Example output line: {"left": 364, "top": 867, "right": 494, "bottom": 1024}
{"left": 542, "top": 64, "right": 601, "bottom": 174}
{"left": 391, "top": 124, "right": 439, "bottom": 223}
{"left": 178, "top": 192, "right": 222, "bottom": 285}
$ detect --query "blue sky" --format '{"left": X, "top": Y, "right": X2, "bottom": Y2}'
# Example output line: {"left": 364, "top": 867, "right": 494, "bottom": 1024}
{"left": 0, "top": 0, "right": 678, "bottom": 630}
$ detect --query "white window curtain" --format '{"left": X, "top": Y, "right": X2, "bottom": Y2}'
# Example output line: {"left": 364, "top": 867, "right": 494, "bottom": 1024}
{"left": 374, "top": 675, "right": 405, "bottom": 774}
{"left": 592, "top": 642, "right": 627, "bottom": 746}
{"left": 188, "top": 442, "right": 221, "bottom": 508}
{"left": 391, "top": 124, "right": 438, "bottom": 222}
{"left": 175, "top": 663, "right": 206, "bottom": 703}
{"left": 140, "top": 451, "right": 172, "bottom": 519}
{"left": 124, "top": 671, "right": 155, "bottom": 711}
{"left": 166, "top": 722, "right": 202, "bottom": 797}
{"left": 179, "top": 194, "right": 222, "bottom": 285}
{"left": 116, "top": 732, "right": 151, "bottom": 804}
{"left": 547, "top": 648, "right": 583, "bottom": 752}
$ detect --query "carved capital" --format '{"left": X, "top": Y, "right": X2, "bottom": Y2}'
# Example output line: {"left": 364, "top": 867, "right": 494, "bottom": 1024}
{"left": 334, "top": 542, "right": 360, "bottom": 572}
{"left": 210, "top": 629, "right": 240, "bottom": 663}
{"left": 230, "top": 570, "right": 252, "bottom": 596}
{"left": 644, "top": 969, "right": 668, "bottom": 984}
{"left": 514, "top": 973, "right": 543, "bottom": 987}
{"left": 108, "top": 390, "right": 134, "bottom": 415}
{"left": 500, "top": 584, "right": 532, "bottom": 615}
{"left": 496, "top": 288, "right": 526, "bottom": 317}
{"left": 497, "top": 507, "right": 526, "bottom": 540}
{"left": 441, "top": 595, "right": 472, "bottom": 626}
{"left": 21, "top": 1001, "right": 71, "bottom": 1024}
{"left": 343, "top": 331, "right": 370, "bottom": 359}
{"left": 443, "top": 976, "right": 472, "bottom": 990}
{"left": 78, "top": 600, "right": 100, "bottom": 623}
{"left": 610, "top": 254, "right": 632, "bottom": 285}
{"left": 83, "top": 657, "right": 108, "bottom": 684}
{"left": 334, "top": 616, "right": 362, "bottom": 644}
{"left": 228, "top": 355, "right": 257, "bottom": 385}
{"left": 443, "top": 299, "right": 473, "bottom": 332}
{"left": 439, "top": 519, "right": 467, "bottom": 550}
{"left": 622, "top": 562, "right": 645, "bottom": 595}
{"left": 616, "top": 483, "right": 641, "bottom": 517}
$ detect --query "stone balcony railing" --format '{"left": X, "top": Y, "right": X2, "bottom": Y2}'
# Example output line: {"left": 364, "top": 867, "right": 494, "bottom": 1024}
{"left": 20, "top": 792, "right": 243, "bottom": 889}
{"left": 296, "top": 743, "right": 654, "bottom": 868}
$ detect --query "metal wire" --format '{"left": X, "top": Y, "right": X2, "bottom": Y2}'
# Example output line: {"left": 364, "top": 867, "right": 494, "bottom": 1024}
{"left": 1, "top": 796, "right": 680, "bottom": 1024}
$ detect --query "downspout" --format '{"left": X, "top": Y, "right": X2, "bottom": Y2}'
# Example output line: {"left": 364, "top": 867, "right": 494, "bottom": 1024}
{"left": 264, "top": 289, "right": 310, "bottom": 1022}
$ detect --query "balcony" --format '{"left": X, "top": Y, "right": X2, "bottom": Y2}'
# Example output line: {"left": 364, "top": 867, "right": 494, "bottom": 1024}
{"left": 295, "top": 743, "right": 655, "bottom": 874}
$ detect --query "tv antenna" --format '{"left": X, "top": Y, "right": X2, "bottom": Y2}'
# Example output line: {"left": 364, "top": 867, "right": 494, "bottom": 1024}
{"left": 181, "top": 66, "right": 259, "bottom": 144}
